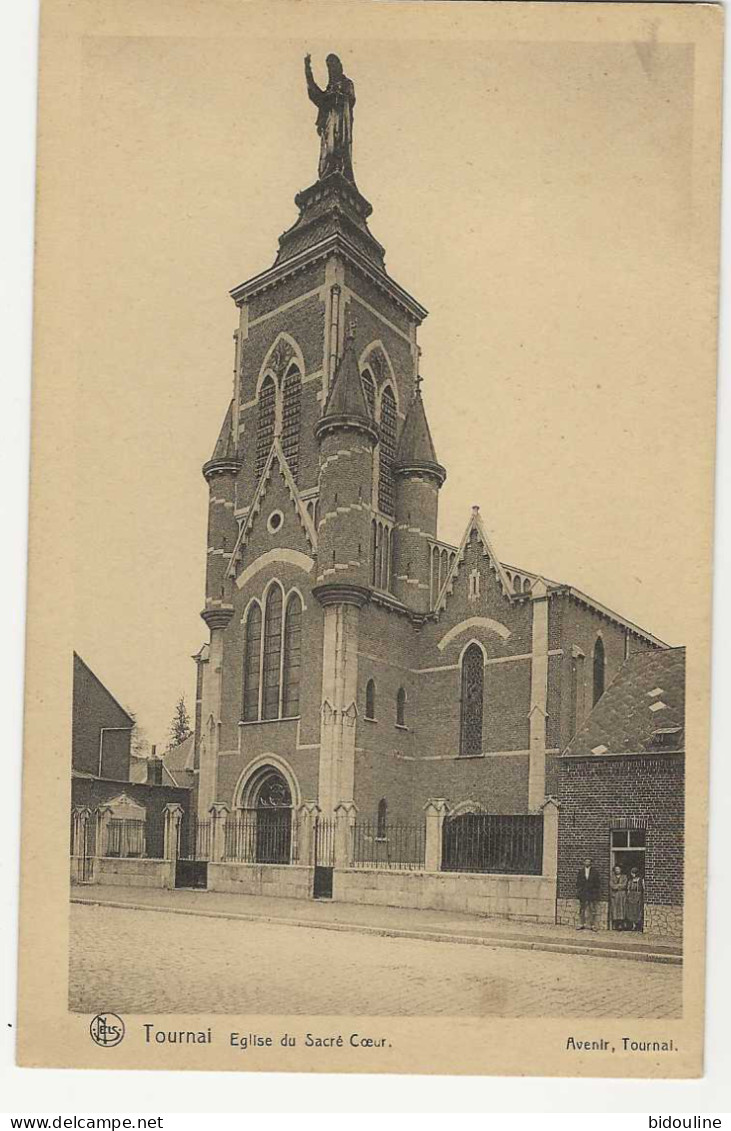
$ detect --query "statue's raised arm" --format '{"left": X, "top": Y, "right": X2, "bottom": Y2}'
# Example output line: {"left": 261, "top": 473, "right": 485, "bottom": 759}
{"left": 303, "top": 53, "right": 356, "bottom": 184}
{"left": 304, "top": 54, "right": 325, "bottom": 108}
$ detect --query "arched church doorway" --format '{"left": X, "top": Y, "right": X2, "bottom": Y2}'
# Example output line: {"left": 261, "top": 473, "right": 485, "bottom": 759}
{"left": 251, "top": 768, "right": 292, "bottom": 864}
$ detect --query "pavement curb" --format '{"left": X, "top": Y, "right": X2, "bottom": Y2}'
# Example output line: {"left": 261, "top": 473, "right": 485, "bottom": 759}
{"left": 71, "top": 897, "right": 683, "bottom": 966}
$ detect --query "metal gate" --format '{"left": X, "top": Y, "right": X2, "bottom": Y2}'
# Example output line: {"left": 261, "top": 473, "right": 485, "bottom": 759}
{"left": 313, "top": 817, "right": 335, "bottom": 899}
{"left": 175, "top": 818, "right": 210, "bottom": 889}
{"left": 72, "top": 815, "right": 96, "bottom": 884}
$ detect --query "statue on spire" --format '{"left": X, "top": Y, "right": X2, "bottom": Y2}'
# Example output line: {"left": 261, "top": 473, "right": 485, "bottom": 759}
{"left": 304, "top": 53, "right": 356, "bottom": 183}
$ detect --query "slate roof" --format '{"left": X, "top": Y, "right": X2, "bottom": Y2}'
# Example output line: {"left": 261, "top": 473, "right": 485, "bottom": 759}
{"left": 396, "top": 389, "right": 441, "bottom": 469}
{"left": 209, "top": 401, "right": 236, "bottom": 462}
{"left": 564, "top": 647, "right": 685, "bottom": 758}
{"left": 163, "top": 734, "right": 196, "bottom": 788}
{"left": 322, "top": 334, "right": 373, "bottom": 423}
{"left": 73, "top": 652, "right": 135, "bottom": 726}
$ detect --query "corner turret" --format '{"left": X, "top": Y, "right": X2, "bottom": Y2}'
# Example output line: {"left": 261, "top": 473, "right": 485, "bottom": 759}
{"left": 201, "top": 401, "right": 241, "bottom": 614}
{"left": 392, "top": 379, "right": 446, "bottom": 611}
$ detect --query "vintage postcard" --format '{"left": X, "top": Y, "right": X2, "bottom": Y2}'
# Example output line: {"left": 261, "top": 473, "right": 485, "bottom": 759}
{"left": 17, "top": 0, "right": 722, "bottom": 1077}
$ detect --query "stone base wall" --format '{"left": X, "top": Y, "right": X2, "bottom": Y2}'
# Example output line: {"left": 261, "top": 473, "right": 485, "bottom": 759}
{"left": 644, "top": 903, "right": 683, "bottom": 937}
{"left": 92, "top": 857, "right": 174, "bottom": 889}
{"left": 333, "top": 869, "right": 557, "bottom": 922}
{"left": 556, "top": 897, "right": 682, "bottom": 939}
{"left": 208, "top": 862, "right": 314, "bottom": 900}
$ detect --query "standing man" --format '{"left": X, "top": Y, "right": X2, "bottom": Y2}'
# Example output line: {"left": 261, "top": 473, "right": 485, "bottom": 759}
{"left": 576, "top": 856, "right": 601, "bottom": 931}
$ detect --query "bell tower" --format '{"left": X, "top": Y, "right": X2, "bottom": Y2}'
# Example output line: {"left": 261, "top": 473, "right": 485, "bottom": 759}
{"left": 197, "top": 54, "right": 438, "bottom": 819}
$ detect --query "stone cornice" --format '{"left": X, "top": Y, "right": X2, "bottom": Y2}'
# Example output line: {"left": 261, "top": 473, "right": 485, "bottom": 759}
{"left": 200, "top": 604, "right": 235, "bottom": 631}
{"left": 395, "top": 460, "right": 447, "bottom": 488}
{"left": 314, "top": 412, "right": 379, "bottom": 446}
{"left": 312, "top": 583, "right": 371, "bottom": 609}
{"left": 229, "top": 232, "right": 427, "bottom": 324}
{"left": 202, "top": 457, "right": 241, "bottom": 483}
{"left": 551, "top": 586, "right": 668, "bottom": 648}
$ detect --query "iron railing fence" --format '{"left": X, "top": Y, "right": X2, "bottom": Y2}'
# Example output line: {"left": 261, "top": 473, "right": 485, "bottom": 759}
{"left": 223, "top": 810, "right": 293, "bottom": 865}
{"left": 441, "top": 813, "right": 543, "bottom": 875}
{"left": 70, "top": 811, "right": 168, "bottom": 859}
{"left": 106, "top": 818, "right": 147, "bottom": 859}
{"left": 314, "top": 817, "right": 336, "bottom": 867}
{"left": 70, "top": 812, "right": 97, "bottom": 882}
{"left": 178, "top": 818, "right": 212, "bottom": 861}
{"left": 352, "top": 821, "right": 426, "bottom": 871}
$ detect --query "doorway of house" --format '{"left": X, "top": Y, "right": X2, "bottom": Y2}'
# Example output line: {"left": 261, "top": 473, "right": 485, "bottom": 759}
{"left": 609, "top": 827, "right": 646, "bottom": 931}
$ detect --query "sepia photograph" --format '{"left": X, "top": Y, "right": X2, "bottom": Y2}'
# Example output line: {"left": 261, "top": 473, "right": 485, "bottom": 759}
{"left": 15, "top": 0, "right": 722, "bottom": 1081}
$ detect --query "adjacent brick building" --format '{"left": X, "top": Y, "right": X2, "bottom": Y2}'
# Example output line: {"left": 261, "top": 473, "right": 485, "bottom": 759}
{"left": 557, "top": 647, "right": 685, "bottom": 936}
{"left": 71, "top": 653, "right": 191, "bottom": 855}
{"left": 192, "top": 87, "right": 667, "bottom": 846}
{"left": 72, "top": 652, "right": 134, "bottom": 781}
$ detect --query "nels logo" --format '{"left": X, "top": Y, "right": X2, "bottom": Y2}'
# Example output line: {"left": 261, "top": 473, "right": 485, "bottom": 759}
{"left": 89, "top": 1012, "right": 125, "bottom": 1047}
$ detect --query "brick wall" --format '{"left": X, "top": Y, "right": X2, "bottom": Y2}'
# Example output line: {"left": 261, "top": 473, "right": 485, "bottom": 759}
{"left": 557, "top": 752, "right": 684, "bottom": 908}
{"left": 551, "top": 594, "right": 630, "bottom": 754}
{"left": 72, "top": 655, "right": 133, "bottom": 780}
{"left": 247, "top": 261, "right": 324, "bottom": 321}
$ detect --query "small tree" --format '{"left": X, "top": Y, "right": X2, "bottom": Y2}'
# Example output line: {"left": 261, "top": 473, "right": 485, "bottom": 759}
{"left": 168, "top": 696, "right": 193, "bottom": 749}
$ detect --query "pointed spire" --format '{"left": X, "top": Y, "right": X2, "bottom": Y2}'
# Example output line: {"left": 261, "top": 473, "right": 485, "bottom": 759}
{"left": 202, "top": 401, "right": 241, "bottom": 482}
{"left": 315, "top": 326, "right": 379, "bottom": 445}
{"left": 395, "top": 378, "right": 446, "bottom": 485}
{"left": 210, "top": 401, "right": 236, "bottom": 460}
{"left": 323, "top": 324, "right": 371, "bottom": 420}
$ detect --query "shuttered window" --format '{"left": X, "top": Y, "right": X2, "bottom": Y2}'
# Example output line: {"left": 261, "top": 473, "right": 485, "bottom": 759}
{"left": 281, "top": 366, "right": 302, "bottom": 481}
{"left": 256, "top": 375, "right": 276, "bottom": 480}
{"left": 378, "top": 386, "right": 397, "bottom": 516}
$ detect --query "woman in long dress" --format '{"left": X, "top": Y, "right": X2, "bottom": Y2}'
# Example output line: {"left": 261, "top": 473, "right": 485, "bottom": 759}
{"left": 609, "top": 864, "right": 628, "bottom": 930}
{"left": 625, "top": 866, "right": 645, "bottom": 931}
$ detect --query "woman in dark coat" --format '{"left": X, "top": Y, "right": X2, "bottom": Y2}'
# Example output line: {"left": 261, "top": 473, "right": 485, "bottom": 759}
{"left": 625, "top": 866, "right": 645, "bottom": 931}
{"left": 609, "top": 864, "right": 628, "bottom": 930}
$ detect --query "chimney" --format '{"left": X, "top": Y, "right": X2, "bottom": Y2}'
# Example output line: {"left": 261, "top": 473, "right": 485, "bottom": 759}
{"left": 147, "top": 746, "right": 163, "bottom": 786}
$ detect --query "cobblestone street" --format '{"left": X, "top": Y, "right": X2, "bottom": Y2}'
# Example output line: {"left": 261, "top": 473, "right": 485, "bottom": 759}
{"left": 69, "top": 903, "right": 681, "bottom": 1018}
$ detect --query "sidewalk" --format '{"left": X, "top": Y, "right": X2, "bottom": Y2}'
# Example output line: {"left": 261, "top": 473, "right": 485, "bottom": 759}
{"left": 72, "top": 884, "right": 683, "bottom": 965}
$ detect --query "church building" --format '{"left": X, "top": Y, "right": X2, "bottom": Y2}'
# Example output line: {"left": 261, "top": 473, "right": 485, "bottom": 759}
{"left": 193, "top": 57, "right": 665, "bottom": 833}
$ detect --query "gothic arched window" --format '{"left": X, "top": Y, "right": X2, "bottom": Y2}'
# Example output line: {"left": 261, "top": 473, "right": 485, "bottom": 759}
{"left": 460, "top": 644, "right": 484, "bottom": 757}
{"left": 592, "top": 636, "right": 605, "bottom": 707}
{"left": 365, "top": 678, "right": 376, "bottom": 721}
{"left": 377, "top": 798, "right": 387, "bottom": 839}
{"left": 378, "top": 385, "right": 397, "bottom": 516}
{"left": 361, "top": 369, "right": 376, "bottom": 419}
{"left": 282, "top": 592, "right": 302, "bottom": 718}
{"left": 256, "top": 375, "right": 277, "bottom": 480}
{"left": 262, "top": 585, "right": 283, "bottom": 720}
{"left": 242, "top": 602, "right": 262, "bottom": 722}
{"left": 281, "top": 365, "right": 302, "bottom": 481}
{"left": 431, "top": 545, "right": 440, "bottom": 604}
{"left": 396, "top": 687, "right": 406, "bottom": 727}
